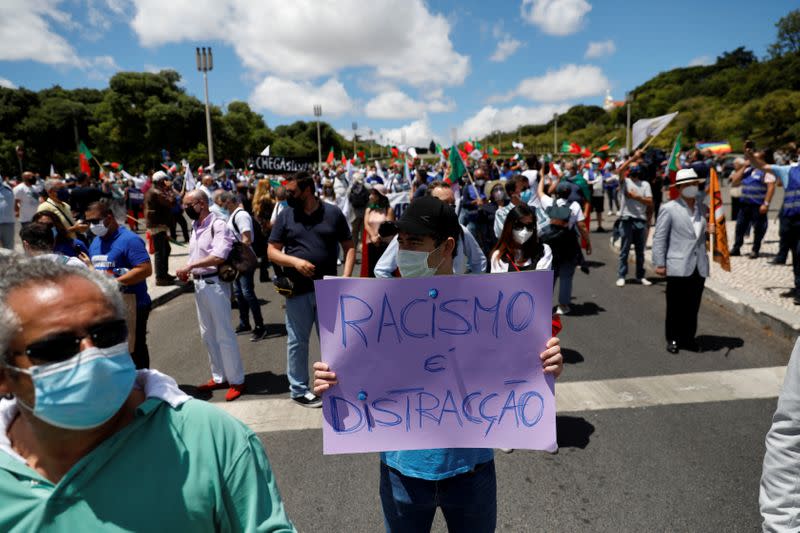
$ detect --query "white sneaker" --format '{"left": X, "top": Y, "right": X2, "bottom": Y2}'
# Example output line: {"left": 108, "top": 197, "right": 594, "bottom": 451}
{"left": 499, "top": 448, "right": 514, "bottom": 454}
{"left": 556, "top": 305, "right": 570, "bottom": 315}
{"left": 616, "top": 278, "right": 625, "bottom": 287}
{"left": 616, "top": 210, "right": 621, "bottom": 216}
{"left": 639, "top": 278, "right": 652, "bottom": 286}
{"left": 606, "top": 211, "right": 613, "bottom": 216}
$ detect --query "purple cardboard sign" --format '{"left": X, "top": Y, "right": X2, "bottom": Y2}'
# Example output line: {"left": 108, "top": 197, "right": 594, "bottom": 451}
{"left": 314, "top": 271, "right": 557, "bottom": 455}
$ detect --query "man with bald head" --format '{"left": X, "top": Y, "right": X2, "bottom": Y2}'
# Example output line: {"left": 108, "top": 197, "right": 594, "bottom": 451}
{"left": 0, "top": 255, "right": 294, "bottom": 530}
{"left": 176, "top": 190, "right": 246, "bottom": 402}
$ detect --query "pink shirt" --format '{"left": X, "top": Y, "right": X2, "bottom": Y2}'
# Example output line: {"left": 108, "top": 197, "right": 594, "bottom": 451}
{"left": 188, "top": 213, "right": 234, "bottom": 275}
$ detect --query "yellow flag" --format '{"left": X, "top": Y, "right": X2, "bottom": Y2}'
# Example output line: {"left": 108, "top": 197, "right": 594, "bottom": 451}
{"left": 708, "top": 168, "right": 731, "bottom": 271}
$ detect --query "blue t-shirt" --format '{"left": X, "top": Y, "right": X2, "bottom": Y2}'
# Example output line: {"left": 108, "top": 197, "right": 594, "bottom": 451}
{"left": 88, "top": 227, "right": 151, "bottom": 307}
{"left": 54, "top": 238, "right": 88, "bottom": 258}
{"left": 382, "top": 448, "right": 494, "bottom": 481}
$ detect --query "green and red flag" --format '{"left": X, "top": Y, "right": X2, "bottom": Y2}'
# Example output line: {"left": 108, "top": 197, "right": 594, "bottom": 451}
{"left": 593, "top": 138, "right": 617, "bottom": 158}
{"left": 390, "top": 146, "right": 399, "bottom": 159}
{"left": 326, "top": 148, "right": 335, "bottom": 165}
{"left": 491, "top": 147, "right": 500, "bottom": 156}
{"left": 78, "top": 141, "right": 93, "bottom": 174}
{"left": 560, "top": 140, "right": 571, "bottom": 153}
{"left": 462, "top": 140, "right": 474, "bottom": 153}
{"left": 448, "top": 144, "right": 467, "bottom": 182}
{"left": 667, "top": 131, "right": 683, "bottom": 199}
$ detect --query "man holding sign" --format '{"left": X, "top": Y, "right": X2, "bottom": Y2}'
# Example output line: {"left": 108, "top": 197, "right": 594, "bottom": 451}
{"left": 313, "top": 196, "right": 562, "bottom": 532}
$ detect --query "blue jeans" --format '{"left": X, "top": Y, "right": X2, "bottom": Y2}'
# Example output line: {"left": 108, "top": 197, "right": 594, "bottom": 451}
{"left": 379, "top": 461, "right": 497, "bottom": 533}
{"left": 618, "top": 218, "right": 646, "bottom": 280}
{"left": 285, "top": 291, "right": 319, "bottom": 398}
{"left": 554, "top": 259, "right": 577, "bottom": 306}
{"left": 233, "top": 268, "right": 263, "bottom": 328}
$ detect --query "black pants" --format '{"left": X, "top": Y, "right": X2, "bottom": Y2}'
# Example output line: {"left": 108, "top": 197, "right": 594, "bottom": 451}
{"left": 733, "top": 203, "right": 768, "bottom": 253}
{"left": 776, "top": 212, "right": 790, "bottom": 262}
{"left": 786, "top": 218, "right": 800, "bottom": 296}
{"left": 132, "top": 305, "right": 150, "bottom": 369}
{"left": 170, "top": 212, "right": 190, "bottom": 242}
{"left": 665, "top": 269, "right": 706, "bottom": 344}
{"left": 152, "top": 231, "right": 171, "bottom": 279}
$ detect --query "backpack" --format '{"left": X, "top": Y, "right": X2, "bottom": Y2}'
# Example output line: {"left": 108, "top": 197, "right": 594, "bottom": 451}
{"left": 348, "top": 180, "right": 369, "bottom": 208}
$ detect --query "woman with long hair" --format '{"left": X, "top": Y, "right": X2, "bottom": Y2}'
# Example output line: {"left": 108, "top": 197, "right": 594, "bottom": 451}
{"left": 490, "top": 204, "right": 552, "bottom": 273}
{"left": 362, "top": 184, "right": 395, "bottom": 277}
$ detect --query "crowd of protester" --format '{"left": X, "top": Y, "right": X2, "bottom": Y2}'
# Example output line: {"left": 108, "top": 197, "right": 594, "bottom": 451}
{"left": 2, "top": 140, "right": 800, "bottom": 531}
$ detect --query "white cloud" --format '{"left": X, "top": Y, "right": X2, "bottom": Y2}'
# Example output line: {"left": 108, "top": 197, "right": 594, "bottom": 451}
{"left": 491, "top": 64, "right": 610, "bottom": 104}
{"left": 130, "top": 0, "right": 469, "bottom": 88}
{"left": 378, "top": 118, "right": 441, "bottom": 147}
{"left": 689, "top": 55, "right": 712, "bottom": 67}
{"left": 0, "top": 0, "right": 82, "bottom": 65}
{"left": 520, "top": 0, "right": 591, "bottom": 36}
{"left": 249, "top": 77, "right": 354, "bottom": 117}
{"left": 585, "top": 39, "right": 615, "bottom": 59}
{"left": 144, "top": 64, "right": 172, "bottom": 73}
{"left": 364, "top": 91, "right": 455, "bottom": 119}
{"left": 82, "top": 55, "right": 121, "bottom": 81}
{"left": 459, "top": 104, "right": 569, "bottom": 140}
{"left": 0, "top": 77, "right": 17, "bottom": 89}
{"left": 490, "top": 37, "right": 523, "bottom": 62}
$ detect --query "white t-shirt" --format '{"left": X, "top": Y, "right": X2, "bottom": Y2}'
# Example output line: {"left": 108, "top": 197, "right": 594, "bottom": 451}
{"left": 490, "top": 246, "right": 553, "bottom": 273}
{"left": 13, "top": 183, "right": 40, "bottom": 222}
{"left": 227, "top": 208, "right": 254, "bottom": 242}
{"left": 538, "top": 194, "right": 584, "bottom": 229}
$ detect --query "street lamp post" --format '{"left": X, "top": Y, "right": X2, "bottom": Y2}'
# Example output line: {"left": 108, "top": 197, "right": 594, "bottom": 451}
{"left": 313, "top": 104, "right": 322, "bottom": 169}
{"left": 352, "top": 122, "right": 358, "bottom": 157}
{"left": 553, "top": 113, "right": 558, "bottom": 155}
{"left": 196, "top": 47, "right": 215, "bottom": 169}
{"left": 369, "top": 129, "right": 373, "bottom": 160}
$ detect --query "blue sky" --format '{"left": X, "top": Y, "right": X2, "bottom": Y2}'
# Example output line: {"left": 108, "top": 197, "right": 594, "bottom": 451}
{"left": 0, "top": 0, "right": 791, "bottom": 147}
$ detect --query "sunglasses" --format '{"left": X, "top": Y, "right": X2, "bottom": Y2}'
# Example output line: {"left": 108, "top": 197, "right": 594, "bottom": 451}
{"left": 15, "top": 319, "right": 128, "bottom": 363}
{"left": 513, "top": 223, "right": 535, "bottom": 231}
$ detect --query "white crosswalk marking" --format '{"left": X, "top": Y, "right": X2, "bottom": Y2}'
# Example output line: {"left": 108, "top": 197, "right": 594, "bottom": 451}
{"left": 214, "top": 366, "right": 787, "bottom": 433}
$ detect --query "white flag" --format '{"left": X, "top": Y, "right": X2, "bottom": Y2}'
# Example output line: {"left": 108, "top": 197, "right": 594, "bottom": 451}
{"left": 512, "top": 141, "right": 524, "bottom": 150}
{"left": 184, "top": 164, "right": 196, "bottom": 192}
{"left": 260, "top": 145, "right": 270, "bottom": 156}
{"left": 407, "top": 146, "right": 417, "bottom": 159}
{"left": 469, "top": 149, "right": 483, "bottom": 161}
{"left": 49, "top": 164, "right": 56, "bottom": 177}
{"left": 632, "top": 112, "right": 678, "bottom": 149}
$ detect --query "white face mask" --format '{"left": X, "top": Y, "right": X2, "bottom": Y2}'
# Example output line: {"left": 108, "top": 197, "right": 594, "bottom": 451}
{"left": 90, "top": 220, "right": 108, "bottom": 237}
{"left": 681, "top": 185, "right": 698, "bottom": 199}
{"left": 397, "top": 244, "right": 444, "bottom": 278}
{"left": 512, "top": 228, "right": 533, "bottom": 245}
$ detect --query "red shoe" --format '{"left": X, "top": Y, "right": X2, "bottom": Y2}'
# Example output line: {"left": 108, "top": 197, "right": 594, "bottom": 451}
{"left": 225, "top": 383, "right": 245, "bottom": 402}
{"left": 197, "top": 379, "right": 228, "bottom": 392}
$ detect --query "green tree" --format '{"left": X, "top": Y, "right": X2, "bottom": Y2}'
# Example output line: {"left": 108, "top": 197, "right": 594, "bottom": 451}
{"left": 769, "top": 9, "right": 800, "bottom": 58}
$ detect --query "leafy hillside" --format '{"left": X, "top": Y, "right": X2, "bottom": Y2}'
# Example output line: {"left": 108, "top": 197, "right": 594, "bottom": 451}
{"left": 484, "top": 46, "right": 800, "bottom": 155}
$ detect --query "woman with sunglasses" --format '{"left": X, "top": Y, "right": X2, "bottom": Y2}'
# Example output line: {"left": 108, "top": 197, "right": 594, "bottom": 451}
{"left": 490, "top": 204, "right": 552, "bottom": 274}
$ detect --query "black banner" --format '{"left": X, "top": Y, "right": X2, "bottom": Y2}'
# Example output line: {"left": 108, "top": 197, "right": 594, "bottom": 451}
{"left": 252, "top": 155, "right": 315, "bottom": 173}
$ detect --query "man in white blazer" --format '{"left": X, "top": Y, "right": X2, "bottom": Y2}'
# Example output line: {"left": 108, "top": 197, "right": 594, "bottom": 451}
{"left": 652, "top": 168, "right": 713, "bottom": 354}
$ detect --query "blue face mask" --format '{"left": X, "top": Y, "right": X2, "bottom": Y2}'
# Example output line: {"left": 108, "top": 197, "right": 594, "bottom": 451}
{"left": 520, "top": 189, "right": 532, "bottom": 203}
{"left": 6, "top": 342, "right": 136, "bottom": 430}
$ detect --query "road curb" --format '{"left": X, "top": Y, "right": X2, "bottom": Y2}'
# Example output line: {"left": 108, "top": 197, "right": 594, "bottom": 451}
{"left": 610, "top": 239, "right": 800, "bottom": 341}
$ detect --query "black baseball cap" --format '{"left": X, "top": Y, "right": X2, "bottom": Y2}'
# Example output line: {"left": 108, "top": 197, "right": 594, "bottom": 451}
{"left": 397, "top": 196, "right": 461, "bottom": 240}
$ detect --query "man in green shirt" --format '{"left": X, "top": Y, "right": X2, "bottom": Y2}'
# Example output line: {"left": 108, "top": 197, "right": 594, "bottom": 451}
{"left": 0, "top": 254, "right": 295, "bottom": 532}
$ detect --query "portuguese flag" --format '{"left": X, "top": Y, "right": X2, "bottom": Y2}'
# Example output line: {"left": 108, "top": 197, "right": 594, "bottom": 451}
{"left": 78, "top": 141, "right": 93, "bottom": 174}
{"left": 667, "top": 131, "right": 682, "bottom": 200}
{"left": 326, "top": 148, "right": 334, "bottom": 165}
{"left": 447, "top": 144, "right": 467, "bottom": 182}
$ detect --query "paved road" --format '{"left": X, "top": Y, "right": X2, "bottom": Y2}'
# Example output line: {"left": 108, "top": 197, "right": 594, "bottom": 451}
{"left": 147, "top": 240, "right": 793, "bottom": 532}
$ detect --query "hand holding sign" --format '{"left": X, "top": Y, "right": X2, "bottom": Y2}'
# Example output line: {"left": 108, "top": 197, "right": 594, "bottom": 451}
{"left": 314, "top": 271, "right": 560, "bottom": 454}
